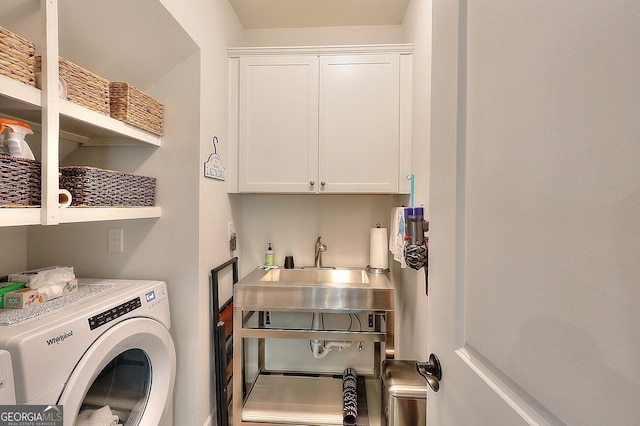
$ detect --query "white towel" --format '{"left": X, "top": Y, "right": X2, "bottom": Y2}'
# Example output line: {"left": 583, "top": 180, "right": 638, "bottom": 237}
{"left": 75, "top": 405, "right": 121, "bottom": 426}
{"left": 389, "top": 207, "right": 407, "bottom": 268}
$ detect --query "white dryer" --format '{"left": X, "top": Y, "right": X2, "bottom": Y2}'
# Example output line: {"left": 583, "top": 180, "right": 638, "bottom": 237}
{"left": 0, "top": 278, "right": 176, "bottom": 426}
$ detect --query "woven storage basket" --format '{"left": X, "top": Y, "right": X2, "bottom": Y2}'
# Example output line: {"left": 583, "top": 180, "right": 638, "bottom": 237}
{"left": 109, "top": 82, "right": 164, "bottom": 136}
{"left": 35, "top": 56, "right": 110, "bottom": 115}
{"left": 0, "top": 155, "right": 41, "bottom": 207}
{"left": 59, "top": 166, "right": 156, "bottom": 207}
{"left": 0, "top": 26, "right": 36, "bottom": 87}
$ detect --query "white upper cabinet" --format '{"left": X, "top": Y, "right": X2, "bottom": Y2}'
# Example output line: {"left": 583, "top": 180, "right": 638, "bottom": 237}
{"left": 238, "top": 55, "right": 319, "bottom": 193}
{"left": 228, "top": 45, "right": 413, "bottom": 194}
{"left": 319, "top": 54, "right": 400, "bottom": 193}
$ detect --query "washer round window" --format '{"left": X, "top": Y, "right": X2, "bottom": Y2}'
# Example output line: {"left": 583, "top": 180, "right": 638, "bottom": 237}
{"left": 77, "top": 349, "right": 151, "bottom": 425}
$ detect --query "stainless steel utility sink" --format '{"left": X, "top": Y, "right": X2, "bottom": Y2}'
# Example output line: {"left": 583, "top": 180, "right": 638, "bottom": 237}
{"left": 260, "top": 268, "right": 369, "bottom": 285}
{"left": 236, "top": 267, "right": 393, "bottom": 311}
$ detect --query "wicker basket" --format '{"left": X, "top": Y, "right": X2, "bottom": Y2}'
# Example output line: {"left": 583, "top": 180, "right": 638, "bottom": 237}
{"left": 59, "top": 166, "right": 156, "bottom": 207}
{"left": 0, "top": 155, "right": 41, "bottom": 207}
{"left": 35, "top": 56, "right": 110, "bottom": 115}
{"left": 0, "top": 26, "right": 36, "bottom": 87}
{"left": 109, "top": 82, "right": 164, "bottom": 136}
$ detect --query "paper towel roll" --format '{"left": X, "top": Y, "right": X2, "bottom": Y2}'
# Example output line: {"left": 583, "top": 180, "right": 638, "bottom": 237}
{"left": 35, "top": 73, "right": 67, "bottom": 99}
{"left": 369, "top": 227, "right": 389, "bottom": 269}
{"left": 58, "top": 189, "right": 72, "bottom": 208}
{"left": 58, "top": 75, "right": 67, "bottom": 100}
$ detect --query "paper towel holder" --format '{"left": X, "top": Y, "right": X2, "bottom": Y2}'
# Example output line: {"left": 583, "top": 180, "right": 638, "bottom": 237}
{"left": 366, "top": 265, "right": 390, "bottom": 274}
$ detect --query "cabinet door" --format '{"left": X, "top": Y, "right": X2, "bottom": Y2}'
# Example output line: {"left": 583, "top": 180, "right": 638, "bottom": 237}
{"left": 238, "top": 56, "right": 319, "bottom": 192}
{"left": 319, "top": 54, "right": 400, "bottom": 193}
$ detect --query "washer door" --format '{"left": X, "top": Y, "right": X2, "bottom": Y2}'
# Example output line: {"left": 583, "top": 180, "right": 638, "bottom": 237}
{"left": 57, "top": 317, "right": 176, "bottom": 426}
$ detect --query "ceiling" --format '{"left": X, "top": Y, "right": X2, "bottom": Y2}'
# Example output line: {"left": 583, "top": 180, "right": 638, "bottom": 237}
{"left": 228, "top": 0, "right": 411, "bottom": 29}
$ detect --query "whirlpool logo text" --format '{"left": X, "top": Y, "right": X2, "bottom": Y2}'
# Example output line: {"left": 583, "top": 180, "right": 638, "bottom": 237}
{"left": 46, "top": 330, "right": 73, "bottom": 346}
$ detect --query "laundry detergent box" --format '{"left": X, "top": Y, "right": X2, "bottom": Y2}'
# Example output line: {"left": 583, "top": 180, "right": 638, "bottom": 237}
{"left": 0, "top": 282, "right": 26, "bottom": 308}
{"left": 4, "top": 288, "right": 47, "bottom": 309}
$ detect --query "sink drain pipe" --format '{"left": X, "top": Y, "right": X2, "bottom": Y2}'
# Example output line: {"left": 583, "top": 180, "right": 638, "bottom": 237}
{"left": 310, "top": 313, "right": 352, "bottom": 359}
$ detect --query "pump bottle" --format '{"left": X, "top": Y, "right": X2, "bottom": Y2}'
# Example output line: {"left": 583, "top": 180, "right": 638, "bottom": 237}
{"left": 264, "top": 242, "right": 275, "bottom": 267}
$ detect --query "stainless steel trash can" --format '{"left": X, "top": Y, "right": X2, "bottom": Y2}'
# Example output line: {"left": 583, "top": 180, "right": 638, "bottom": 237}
{"left": 381, "top": 359, "right": 428, "bottom": 426}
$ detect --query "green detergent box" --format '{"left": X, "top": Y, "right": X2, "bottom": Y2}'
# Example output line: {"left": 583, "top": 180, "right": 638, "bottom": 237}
{"left": 0, "top": 282, "right": 27, "bottom": 309}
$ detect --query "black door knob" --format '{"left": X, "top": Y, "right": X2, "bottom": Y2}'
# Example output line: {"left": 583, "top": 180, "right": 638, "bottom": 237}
{"left": 417, "top": 353, "right": 442, "bottom": 392}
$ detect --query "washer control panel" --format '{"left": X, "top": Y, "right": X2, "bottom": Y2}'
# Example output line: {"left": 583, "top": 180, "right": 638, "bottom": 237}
{"left": 144, "top": 284, "right": 168, "bottom": 308}
{"left": 88, "top": 297, "right": 141, "bottom": 331}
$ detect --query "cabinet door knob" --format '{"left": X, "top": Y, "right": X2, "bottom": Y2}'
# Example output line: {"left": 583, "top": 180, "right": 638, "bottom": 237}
{"left": 320, "top": 181, "right": 326, "bottom": 187}
{"left": 310, "top": 181, "right": 315, "bottom": 186}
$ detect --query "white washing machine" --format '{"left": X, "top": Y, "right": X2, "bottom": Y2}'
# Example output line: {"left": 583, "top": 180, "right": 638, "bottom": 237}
{"left": 0, "top": 278, "right": 176, "bottom": 426}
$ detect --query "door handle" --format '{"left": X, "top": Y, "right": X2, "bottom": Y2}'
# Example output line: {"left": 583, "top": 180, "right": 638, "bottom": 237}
{"left": 417, "top": 353, "right": 442, "bottom": 392}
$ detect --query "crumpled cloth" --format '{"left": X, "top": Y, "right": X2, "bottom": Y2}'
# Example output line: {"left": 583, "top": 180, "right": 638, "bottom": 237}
{"left": 27, "top": 266, "right": 75, "bottom": 299}
{"left": 389, "top": 207, "right": 407, "bottom": 268}
{"left": 75, "top": 405, "right": 122, "bottom": 426}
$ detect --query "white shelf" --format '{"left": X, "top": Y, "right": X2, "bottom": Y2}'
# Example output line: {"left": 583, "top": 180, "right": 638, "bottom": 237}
{"left": 241, "top": 374, "right": 382, "bottom": 426}
{"left": 0, "top": 207, "right": 161, "bottom": 227}
{"left": 0, "top": 76, "right": 41, "bottom": 109}
{"left": 0, "top": 75, "right": 161, "bottom": 147}
{"left": 58, "top": 100, "right": 161, "bottom": 146}
{"left": 0, "top": 208, "right": 42, "bottom": 227}
{"left": 57, "top": 207, "right": 161, "bottom": 223}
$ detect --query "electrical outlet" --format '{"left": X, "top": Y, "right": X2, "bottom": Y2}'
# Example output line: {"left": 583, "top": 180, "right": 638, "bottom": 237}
{"left": 368, "top": 314, "right": 374, "bottom": 328}
{"left": 108, "top": 228, "right": 124, "bottom": 253}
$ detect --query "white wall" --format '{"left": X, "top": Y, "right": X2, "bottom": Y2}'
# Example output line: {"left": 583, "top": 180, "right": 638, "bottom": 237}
{"left": 234, "top": 194, "right": 396, "bottom": 274}
{"left": 389, "top": 0, "right": 431, "bottom": 361}
{"left": 155, "top": 1, "right": 244, "bottom": 424}
{"left": 242, "top": 25, "right": 402, "bottom": 46}
{"left": 0, "top": 228, "right": 27, "bottom": 276}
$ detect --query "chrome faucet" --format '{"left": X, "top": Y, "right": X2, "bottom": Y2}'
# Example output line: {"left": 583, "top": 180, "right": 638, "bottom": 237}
{"left": 314, "top": 236, "right": 327, "bottom": 268}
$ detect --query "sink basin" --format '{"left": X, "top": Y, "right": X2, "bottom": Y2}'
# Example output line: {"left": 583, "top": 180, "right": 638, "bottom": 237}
{"left": 261, "top": 269, "right": 369, "bottom": 284}
{"left": 237, "top": 267, "right": 392, "bottom": 311}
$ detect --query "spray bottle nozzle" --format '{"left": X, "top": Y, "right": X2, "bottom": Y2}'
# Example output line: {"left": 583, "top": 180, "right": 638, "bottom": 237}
{"left": 0, "top": 118, "right": 35, "bottom": 160}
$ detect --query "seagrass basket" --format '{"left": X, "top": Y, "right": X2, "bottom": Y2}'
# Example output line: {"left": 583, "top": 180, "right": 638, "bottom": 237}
{"left": 35, "top": 56, "right": 110, "bottom": 115}
{"left": 0, "top": 155, "right": 41, "bottom": 207}
{"left": 0, "top": 26, "right": 36, "bottom": 87}
{"left": 109, "top": 82, "right": 164, "bottom": 136}
{"left": 59, "top": 166, "right": 156, "bottom": 207}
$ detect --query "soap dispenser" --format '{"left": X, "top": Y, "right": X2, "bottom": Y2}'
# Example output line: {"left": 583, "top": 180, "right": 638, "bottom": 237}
{"left": 264, "top": 242, "right": 275, "bottom": 267}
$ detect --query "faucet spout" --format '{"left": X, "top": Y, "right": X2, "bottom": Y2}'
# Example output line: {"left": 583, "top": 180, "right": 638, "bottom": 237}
{"left": 314, "top": 236, "right": 327, "bottom": 268}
